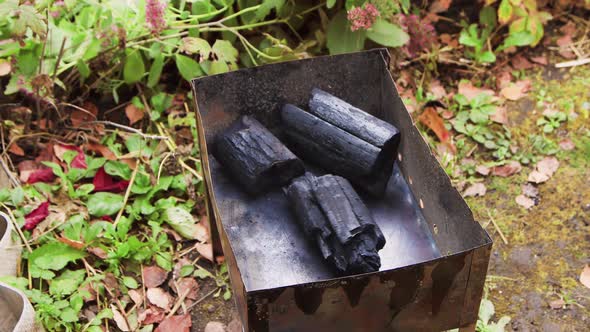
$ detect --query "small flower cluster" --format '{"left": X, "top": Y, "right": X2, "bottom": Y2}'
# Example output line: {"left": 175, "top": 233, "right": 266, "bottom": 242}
{"left": 400, "top": 14, "right": 436, "bottom": 57}
{"left": 347, "top": 3, "right": 380, "bottom": 32}
{"left": 146, "top": 0, "right": 167, "bottom": 35}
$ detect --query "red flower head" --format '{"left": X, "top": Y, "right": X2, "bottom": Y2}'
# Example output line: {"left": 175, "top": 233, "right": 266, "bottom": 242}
{"left": 347, "top": 3, "right": 380, "bottom": 32}
{"left": 146, "top": 0, "right": 167, "bottom": 35}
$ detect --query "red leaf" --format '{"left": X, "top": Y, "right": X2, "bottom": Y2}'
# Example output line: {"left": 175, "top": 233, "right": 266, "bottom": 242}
{"left": 8, "top": 143, "right": 24, "bottom": 156}
{"left": 139, "top": 307, "right": 166, "bottom": 325}
{"left": 93, "top": 167, "right": 129, "bottom": 193}
{"left": 491, "top": 161, "right": 522, "bottom": 177}
{"left": 54, "top": 144, "right": 87, "bottom": 169}
{"left": 418, "top": 107, "right": 456, "bottom": 153}
{"left": 155, "top": 315, "right": 192, "bottom": 332}
{"left": 26, "top": 168, "right": 56, "bottom": 184}
{"left": 23, "top": 201, "right": 50, "bottom": 231}
{"left": 125, "top": 104, "right": 145, "bottom": 125}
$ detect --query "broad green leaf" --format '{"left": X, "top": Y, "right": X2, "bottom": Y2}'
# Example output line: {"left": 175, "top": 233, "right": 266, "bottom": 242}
{"left": 212, "top": 39, "right": 238, "bottom": 63}
{"left": 122, "top": 276, "right": 139, "bottom": 289}
{"left": 124, "top": 50, "right": 145, "bottom": 84}
{"left": 459, "top": 24, "right": 480, "bottom": 48}
{"left": 77, "top": 59, "right": 90, "bottom": 79}
{"left": 180, "top": 265, "right": 195, "bottom": 277}
{"left": 29, "top": 242, "right": 86, "bottom": 279}
{"left": 50, "top": 269, "right": 86, "bottom": 297}
{"left": 498, "top": 0, "right": 513, "bottom": 24}
{"left": 478, "top": 51, "right": 496, "bottom": 63}
{"left": 156, "top": 252, "right": 173, "bottom": 271}
{"left": 163, "top": 206, "right": 202, "bottom": 240}
{"left": 147, "top": 55, "right": 164, "bottom": 88}
{"left": 478, "top": 298, "right": 495, "bottom": 325}
{"left": 497, "top": 31, "right": 535, "bottom": 51}
{"left": 87, "top": 192, "right": 124, "bottom": 216}
{"left": 256, "top": 0, "right": 285, "bottom": 20}
{"left": 125, "top": 134, "right": 153, "bottom": 157}
{"left": 10, "top": 186, "right": 24, "bottom": 205}
{"left": 0, "top": 188, "right": 10, "bottom": 203}
{"left": 181, "top": 37, "right": 211, "bottom": 57}
{"left": 366, "top": 19, "right": 409, "bottom": 48}
{"left": 60, "top": 307, "right": 79, "bottom": 322}
{"left": 175, "top": 54, "right": 204, "bottom": 81}
{"left": 327, "top": 0, "right": 336, "bottom": 8}
{"left": 104, "top": 160, "right": 132, "bottom": 180}
{"left": 13, "top": 5, "right": 46, "bottom": 37}
{"left": 479, "top": 6, "right": 497, "bottom": 28}
{"left": 326, "top": 11, "right": 366, "bottom": 55}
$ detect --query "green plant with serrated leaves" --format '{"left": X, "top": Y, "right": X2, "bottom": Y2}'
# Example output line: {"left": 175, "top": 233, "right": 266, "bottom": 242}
{"left": 537, "top": 111, "right": 567, "bottom": 133}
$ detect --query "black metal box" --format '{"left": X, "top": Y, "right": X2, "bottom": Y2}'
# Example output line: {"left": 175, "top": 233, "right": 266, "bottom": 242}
{"left": 191, "top": 49, "right": 492, "bottom": 332}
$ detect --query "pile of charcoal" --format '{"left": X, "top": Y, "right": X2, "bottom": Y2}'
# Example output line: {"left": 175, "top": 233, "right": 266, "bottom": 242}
{"left": 213, "top": 89, "right": 400, "bottom": 275}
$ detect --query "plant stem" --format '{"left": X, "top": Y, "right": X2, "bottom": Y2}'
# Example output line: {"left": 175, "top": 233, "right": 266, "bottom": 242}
{"left": 113, "top": 162, "right": 139, "bottom": 227}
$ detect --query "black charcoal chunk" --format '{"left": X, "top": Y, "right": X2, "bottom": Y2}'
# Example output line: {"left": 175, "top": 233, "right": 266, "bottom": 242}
{"left": 214, "top": 116, "right": 304, "bottom": 195}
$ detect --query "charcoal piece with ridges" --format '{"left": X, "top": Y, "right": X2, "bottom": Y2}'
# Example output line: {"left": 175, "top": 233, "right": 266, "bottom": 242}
{"left": 214, "top": 116, "right": 304, "bottom": 195}
{"left": 281, "top": 104, "right": 380, "bottom": 177}
{"left": 286, "top": 174, "right": 385, "bottom": 275}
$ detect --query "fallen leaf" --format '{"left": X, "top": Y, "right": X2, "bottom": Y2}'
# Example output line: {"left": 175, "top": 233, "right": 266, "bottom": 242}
{"left": 521, "top": 183, "right": 539, "bottom": 198}
{"left": 143, "top": 266, "right": 169, "bottom": 288}
{"left": 463, "top": 183, "right": 486, "bottom": 197}
{"left": 527, "top": 170, "right": 550, "bottom": 184}
{"left": 147, "top": 288, "right": 172, "bottom": 311}
{"left": 54, "top": 144, "right": 87, "bottom": 169}
{"left": 23, "top": 201, "right": 50, "bottom": 231}
{"left": 549, "top": 299, "right": 565, "bottom": 309}
{"left": 500, "top": 80, "right": 531, "bottom": 101}
{"left": 418, "top": 107, "right": 453, "bottom": 149}
{"left": 86, "top": 142, "right": 117, "bottom": 160}
{"left": 458, "top": 81, "right": 495, "bottom": 101}
{"left": 93, "top": 167, "right": 129, "bottom": 193}
{"left": 491, "top": 161, "right": 522, "bottom": 177}
{"left": 537, "top": 157, "right": 559, "bottom": 175}
{"left": 8, "top": 143, "right": 24, "bottom": 156}
{"left": 429, "top": 0, "right": 452, "bottom": 13}
{"left": 490, "top": 106, "right": 508, "bottom": 124}
{"left": 155, "top": 314, "right": 192, "bottom": 332}
{"left": 559, "top": 21, "right": 576, "bottom": 36}
{"left": 196, "top": 242, "right": 214, "bottom": 262}
{"left": 18, "top": 160, "right": 40, "bottom": 183}
{"left": 476, "top": 165, "right": 490, "bottom": 176}
{"left": 125, "top": 104, "right": 145, "bottom": 125}
{"left": 87, "top": 246, "right": 108, "bottom": 259}
{"left": 139, "top": 307, "right": 166, "bottom": 325}
{"left": 428, "top": 79, "right": 447, "bottom": 100}
{"left": 559, "top": 139, "right": 575, "bottom": 151}
{"left": 204, "top": 321, "right": 226, "bottom": 332}
{"left": 515, "top": 195, "right": 534, "bottom": 209}
{"left": 542, "top": 107, "right": 559, "bottom": 117}
{"left": 0, "top": 60, "right": 11, "bottom": 76}
{"left": 58, "top": 235, "right": 85, "bottom": 250}
{"left": 496, "top": 71, "right": 512, "bottom": 90}
{"left": 175, "top": 278, "right": 199, "bottom": 300}
{"left": 26, "top": 167, "right": 56, "bottom": 184}
{"left": 511, "top": 54, "right": 534, "bottom": 70}
{"left": 556, "top": 35, "right": 575, "bottom": 59}
{"left": 580, "top": 265, "right": 590, "bottom": 289}
{"left": 530, "top": 55, "right": 548, "bottom": 65}
{"left": 439, "top": 33, "right": 458, "bottom": 48}
{"left": 70, "top": 102, "right": 98, "bottom": 127}
{"left": 112, "top": 304, "right": 131, "bottom": 332}
{"left": 128, "top": 289, "right": 143, "bottom": 305}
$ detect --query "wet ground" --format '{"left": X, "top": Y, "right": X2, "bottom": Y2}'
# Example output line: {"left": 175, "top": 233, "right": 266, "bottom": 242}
{"left": 465, "top": 63, "right": 590, "bottom": 331}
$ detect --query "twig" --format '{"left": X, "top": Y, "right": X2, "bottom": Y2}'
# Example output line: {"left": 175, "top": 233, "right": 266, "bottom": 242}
{"left": 167, "top": 284, "right": 191, "bottom": 318}
{"left": 486, "top": 209, "right": 508, "bottom": 245}
{"left": 185, "top": 287, "right": 218, "bottom": 312}
{"left": 113, "top": 162, "right": 139, "bottom": 227}
{"left": 140, "top": 264, "right": 147, "bottom": 310}
{"left": 179, "top": 159, "right": 203, "bottom": 181}
{"left": 0, "top": 207, "right": 32, "bottom": 253}
{"left": 0, "top": 155, "right": 19, "bottom": 187}
{"left": 87, "top": 121, "right": 168, "bottom": 140}
{"left": 555, "top": 58, "right": 590, "bottom": 68}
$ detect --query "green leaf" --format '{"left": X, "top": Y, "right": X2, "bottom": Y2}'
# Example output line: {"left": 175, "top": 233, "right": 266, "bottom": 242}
{"left": 207, "top": 61, "right": 229, "bottom": 75}
{"left": 122, "top": 276, "right": 139, "bottom": 289}
{"left": 479, "top": 6, "right": 497, "bottom": 28}
{"left": 60, "top": 307, "right": 79, "bottom": 322}
{"left": 147, "top": 55, "right": 164, "bottom": 88}
{"left": 10, "top": 186, "right": 24, "bottom": 206}
{"left": 180, "top": 265, "right": 195, "bottom": 277}
{"left": 104, "top": 160, "right": 132, "bottom": 180}
{"left": 478, "top": 51, "right": 497, "bottom": 63}
{"left": 155, "top": 252, "right": 173, "bottom": 271}
{"left": 14, "top": 5, "right": 46, "bottom": 37}
{"left": 50, "top": 269, "right": 86, "bottom": 297}
{"left": 163, "top": 206, "right": 201, "bottom": 240}
{"left": 124, "top": 50, "right": 145, "bottom": 84}
{"left": 181, "top": 37, "right": 211, "bottom": 57}
{"left": 212, "top": 39, "right": 238, "bottom": 63}
{"left": 498, "top": 31, "right": 535, "bottom": 51}
{"left": 87, "top": 192, "right": 124, "bottom": 216}
{"left": 478, "top": 298, "right": 495, "bottom": 325}
{"left": 256, "top": 0, "right": 285, "bottom": 20}
{"left": 366, "top": 19, "right": 409, "bottom": 48}
{"left": 498, "top": 0, "right": 513, "bottom": 24}
{"left": 459, "top": 24, "right": 481, "bottom": 48}
{"left": 223, "top": 288, "right": 231, "bottom": 300}
{"left": 326, "top": 11, "right": 367, "bottom": 55}
{"left": 77, "top": 59, "right": 90, "bottom": 79}
{"left": 326, "top": 0, "right": 336, "bottom": 8}
{"left": 175, "top": 54, "right": 204, "bottom": 81}
{"left": 29, "top": 242, "right": 86, "bottom": 279}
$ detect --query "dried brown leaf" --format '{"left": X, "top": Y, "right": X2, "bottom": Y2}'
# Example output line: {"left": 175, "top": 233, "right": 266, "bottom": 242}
{"left": 70, "top": 102, "right": 98, "bottom": 127}
{"left": 491, "top": 161, "right": 522, "bottom": 177}
{"left": 57, "top": 234, "right": 85, "bottom": 250}
{"left": 87, "top": 246, "right": 108, "bottom": 259}
{"left": 128, "top": 289, "right": 143, "bottom": 305}
{"left": 429, "top": 0, "right": 452, "bottom": 13}
{"left": 155, "top": 314, "right": 192, "bottom": 332}
{"left": 527, "top": 170, "right": 550, "bottom": 184}
{"left": 490, "top": 106, "right": 508, "bottom": 124}
{"left": 143, "top": 265, "right": 169, "bottom": 288}
{"left": 529, "top": 156, "right": 560, "bottom": 183}
{"left": 521, "top": 183, "right": 539, "bottom": 198}
{"left": 0, "top": 60, "right": 11, "bottom": 76}
{"left": 418, "top": 107, "right": 453, "bottom": 147}
{"left": 559, "top": 139, "right": 575, "bottom": 151}
{"left": 204, "top": 321, "right": 227, "bottom": 332}
{"left": 196, "top": 242, "right": 214, "bottom": 262}
{"left": 86, "top": 142, "right": 117, "bottom": 160}
{"left": 476, "top": 165, "right": 490, "bottom": 176}
{"left": 125, "top": 104, "right": 145, "bottom": 125}
{"left": 463, "top": 183, "right": 486, "bottom": 197}
{"left": 458, "top": 81, "right": 495, "bottom": 101}
{"left": 581, "top": 265, "right": 590, "bottom": 289}
{"left": 111, "top": 305, "right": 131, "bottom": 331}
{"left": 500, "top": 80, "right": 531, "bottom": 101}
{"left": 549, "top": 299, "right": 565, "bottom": 309}
{"left": 511, "top": 54, "right": 534, "bottom": 70}
{"left": 515, "top": 195, "right": 534, "bottom": 209}
{"left": 428, "top": 79, "right": 447, "bottom": 100}
{"left": 8, "top": 143, "right": 24, "bottom": 156}
{"left": 175, "top": 278, "right": 199, "bottom": 300}
{"left": 530, "top": 55, "right": 548, "bottom": 65}
{"left": 139, "top": 307, "right": 166, "bottom": 325}
{"left": 147, "top": 287, "right": 173, "bottom": 311}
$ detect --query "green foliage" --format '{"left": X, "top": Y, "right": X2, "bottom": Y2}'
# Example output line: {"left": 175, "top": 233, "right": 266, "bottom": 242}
{"left": 476, "top": 299, "right": 511, "bottom": 332}
{"left": 536, "top": 111, "right": 567, "bottom": 133}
